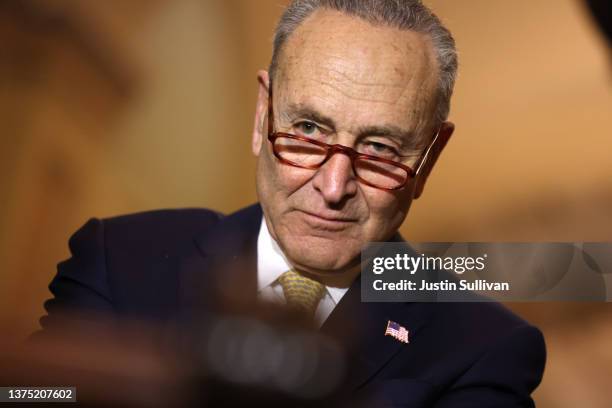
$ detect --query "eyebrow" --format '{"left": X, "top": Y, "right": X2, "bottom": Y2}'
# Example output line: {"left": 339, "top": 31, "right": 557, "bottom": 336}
{"left": 283, "top": 103, "right": 337, "bottom": 130}
{"left": 283, "top": 102, "right": 424, "bottom": 151}
{"left": 355, "top": 125, "right": 422, "bottom": 151}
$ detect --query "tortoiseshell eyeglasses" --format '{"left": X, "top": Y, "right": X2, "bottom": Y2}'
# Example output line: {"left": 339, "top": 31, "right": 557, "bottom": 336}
{"left": 266, "top": 83, "right": 440, "bottom": 190}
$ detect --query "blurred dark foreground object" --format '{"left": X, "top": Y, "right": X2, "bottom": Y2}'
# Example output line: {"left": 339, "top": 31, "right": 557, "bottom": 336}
{"left": 586, "top": 0, "right": 612, "bottom": 46}
{"left": 1, "top": 309, "right": 354, "bottom": 407}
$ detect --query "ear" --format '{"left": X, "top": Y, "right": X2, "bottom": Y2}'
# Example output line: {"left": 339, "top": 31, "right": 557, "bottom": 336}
{"left": 413, "top": 121, "right": 454, "bottom": 199}
{"left": 252, "top": 70, "right": 270, "bottom": 156}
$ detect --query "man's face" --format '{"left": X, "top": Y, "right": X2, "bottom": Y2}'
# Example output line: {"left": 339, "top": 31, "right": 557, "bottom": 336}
{"left": 252, "top": 9, "right": 448, "bottom": 275}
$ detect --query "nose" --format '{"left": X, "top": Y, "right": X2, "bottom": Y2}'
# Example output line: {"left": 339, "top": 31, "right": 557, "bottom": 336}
{"left": 311, "top": 152, "right": 358, "bottom": 205}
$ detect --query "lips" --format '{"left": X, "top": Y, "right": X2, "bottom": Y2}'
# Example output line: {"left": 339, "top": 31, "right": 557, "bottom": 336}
{"left": 297, "top": 209, "right": 358, "bottom": 226}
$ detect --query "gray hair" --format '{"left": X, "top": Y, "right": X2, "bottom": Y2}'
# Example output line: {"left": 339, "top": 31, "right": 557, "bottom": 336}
{"left": 269, "top": 0, "right": 458, "bottom": 125}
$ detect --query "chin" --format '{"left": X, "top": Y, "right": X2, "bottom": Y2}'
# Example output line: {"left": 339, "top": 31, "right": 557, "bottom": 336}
{"left": 281, "top": 234, "right": 361, "bottom": 273}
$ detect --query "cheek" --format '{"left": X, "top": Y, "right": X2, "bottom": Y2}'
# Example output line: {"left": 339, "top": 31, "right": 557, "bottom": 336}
{"left": 258, "top": 148, "right": 313, "bottom": 199}
{"left": 361, "top": 186, "right": 413, "bottom": 229}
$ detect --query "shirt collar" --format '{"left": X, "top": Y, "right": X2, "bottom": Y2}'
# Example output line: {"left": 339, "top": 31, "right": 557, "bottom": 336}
{"left": 257, "top": 218, "right": 292, "bottom": 291}
{"left": 326, "top": 285, "right": 348, "bottom": 304}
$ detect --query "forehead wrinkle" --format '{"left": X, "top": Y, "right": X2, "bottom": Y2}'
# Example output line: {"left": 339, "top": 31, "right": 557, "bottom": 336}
{"left": 293, "top": 58, "right": 416, "bottom": 106}
{"left": 304, "top": 58, "right": 435, "bottom": 112}
{"left": 321, "top": 55, "right": 410, "bottom": 88}
{"left": 317, "top": 79, "right": 406, "bottom": 105}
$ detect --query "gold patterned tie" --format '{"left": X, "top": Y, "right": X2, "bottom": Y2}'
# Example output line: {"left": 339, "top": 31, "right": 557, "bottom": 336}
{"left": 278, "top": 269, "right": 326, "bottom": 318}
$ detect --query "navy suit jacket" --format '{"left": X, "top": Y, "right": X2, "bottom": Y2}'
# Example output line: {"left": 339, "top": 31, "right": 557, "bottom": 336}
{"left": 41, "top": 204, "right": 545, "bottom": 407}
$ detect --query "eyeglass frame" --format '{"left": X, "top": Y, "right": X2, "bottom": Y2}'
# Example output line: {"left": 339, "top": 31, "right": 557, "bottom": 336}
{"left": 266, "top": 81, "right": 441, "bottom": 191}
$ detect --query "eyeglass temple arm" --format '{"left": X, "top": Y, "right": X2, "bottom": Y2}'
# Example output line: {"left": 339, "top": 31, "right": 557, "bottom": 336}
{"left": 414, "top": 129, "right": 441, "bottom": 177}
{"left": 267, "top": 80, "right": 274, "bottom": 137}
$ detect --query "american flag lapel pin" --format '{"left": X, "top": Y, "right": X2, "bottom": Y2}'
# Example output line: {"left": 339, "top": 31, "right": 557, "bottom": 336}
{"left": 385, "top": 320, "right": 409, "bottom": 344}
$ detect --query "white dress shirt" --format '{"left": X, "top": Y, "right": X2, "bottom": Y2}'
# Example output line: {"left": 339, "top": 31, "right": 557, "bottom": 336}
{"left": 256, "top": 218, "right": 349, "bottom": 327}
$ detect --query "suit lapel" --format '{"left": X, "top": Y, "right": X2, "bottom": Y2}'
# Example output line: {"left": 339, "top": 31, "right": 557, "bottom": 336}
{"left": 321, "top": 239, "right": 434, "bottom": 390}
{"left": 322, "top": 280, "right": 433, "bottom": 389}
{"left": 178, "top": 204, "right": 262, "bottom": 322}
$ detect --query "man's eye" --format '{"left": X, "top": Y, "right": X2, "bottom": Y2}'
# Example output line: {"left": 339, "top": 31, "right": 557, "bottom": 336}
{"left": 364, "top": 141, "right": 399, "bottom": 157}
{"left": 294, "top": 121, "right": 319, "bottom": 137}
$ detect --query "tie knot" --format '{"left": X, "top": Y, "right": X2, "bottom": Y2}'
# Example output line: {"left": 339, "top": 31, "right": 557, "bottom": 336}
{"left": 278, "top": 269, "right": 326, "bottom": 318}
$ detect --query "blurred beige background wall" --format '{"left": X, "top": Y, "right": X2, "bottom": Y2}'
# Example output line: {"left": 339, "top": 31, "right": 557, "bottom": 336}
{"left": 1, "top": 1, "right": 611, "bottom": 406}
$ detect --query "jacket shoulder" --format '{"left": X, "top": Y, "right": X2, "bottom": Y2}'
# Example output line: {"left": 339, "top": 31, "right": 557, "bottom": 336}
{"left": 431, "top": 300, "right": 536, "bottom": 344}
{"left": 46, "top": 208, "right": 222, "bottom": 321}
{"left": 429, "top": 302, "right": 545, "bottom": 406}
{"left": 101, "top": 208, "right": 223, "bottom": 256}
